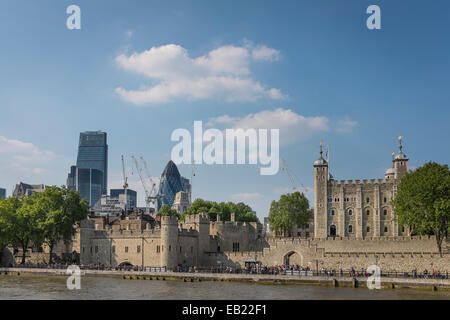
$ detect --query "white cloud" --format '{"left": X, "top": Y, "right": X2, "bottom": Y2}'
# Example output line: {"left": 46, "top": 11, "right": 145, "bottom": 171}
{"left": 115, "top": 43, "right": 286, "bottom": 105}
{"left": 207, "top": 108, "right": 329, "bottom": 145}
{"left": 336, "top": 116, "right": 358, "bottom": 133}
{"left": 0, "top": 136, "right": 55, "bottom": 173}
{"left": 251, "top": 45, "right": 280, "bottom": 61}
{"left": 230, "top": 192, "right": 261, "bottom": 201}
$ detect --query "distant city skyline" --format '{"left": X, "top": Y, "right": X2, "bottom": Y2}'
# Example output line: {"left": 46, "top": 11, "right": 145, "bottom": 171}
{"left": 0, "top": 1, "right": 449, "bottom": 220}
{"left": 67, "top": 131, "right": 108, "bottom": 207}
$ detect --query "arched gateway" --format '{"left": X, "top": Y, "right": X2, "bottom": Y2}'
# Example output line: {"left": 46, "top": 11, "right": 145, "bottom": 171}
{"left": 283, "top": 251, "right": 303, "bottom": 266}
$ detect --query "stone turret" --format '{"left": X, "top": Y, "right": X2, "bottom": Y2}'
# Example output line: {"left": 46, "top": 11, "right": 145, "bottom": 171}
{"left": 313, "top": 141, "right": 328, "bottom": 238}
{"left": 393, "top": 136, "right": 408, "bottom": 180}
{"left": 160, "top": 215, "right": 178, "bottom": 269}
{"left": 197, "top": 212, "right": 210, "bottom": 267}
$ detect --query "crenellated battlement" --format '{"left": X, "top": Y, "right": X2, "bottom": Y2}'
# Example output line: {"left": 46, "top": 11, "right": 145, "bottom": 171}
{"left": 178, "top": 228, "right": 198, "bottom": 237}
{"left": 101, "top": 228, "right": 161, "bottom": 238}
{"left": 183, "top": 212, "right": 210, "bottom": 224}
{"left": 331, "top": 177, "right": 396, "bottom": 188}
{"left": 161, "top": 215, "right": 179, "bottom": 225}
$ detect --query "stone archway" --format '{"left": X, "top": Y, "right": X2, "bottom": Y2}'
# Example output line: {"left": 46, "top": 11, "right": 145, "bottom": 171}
{"left": 283, "top": 251, "right": 303, "bottom": 266}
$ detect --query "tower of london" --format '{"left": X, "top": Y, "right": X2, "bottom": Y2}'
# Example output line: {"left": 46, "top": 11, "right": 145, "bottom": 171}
{"left": 313, "top": 137, "right": 409, "bottom": 238}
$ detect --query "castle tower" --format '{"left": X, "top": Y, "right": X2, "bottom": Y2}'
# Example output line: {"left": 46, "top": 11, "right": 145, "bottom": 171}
{"left": 313, "top": 141, "right": 329, "bottom": 238}
{"left": 172, "top": 191, "right": 190, "bottom": 214}
{"left": 197, "top": 212, "right": 210, "bottom": 267}
{"left": 160, "top": 215, "right": 178, "bottom": 269}
{"left": 393, "top": 135, "right": 409, "bottom": 180}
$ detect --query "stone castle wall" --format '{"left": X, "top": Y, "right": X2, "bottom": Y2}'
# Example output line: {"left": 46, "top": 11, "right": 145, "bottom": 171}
{"left": 218, "top": 236, "right": 449, "bottom": 272}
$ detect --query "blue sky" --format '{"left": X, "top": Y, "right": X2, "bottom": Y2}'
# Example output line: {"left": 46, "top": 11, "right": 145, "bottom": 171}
{"left": 0, "top": 0, "right": 449, "bottom": 219}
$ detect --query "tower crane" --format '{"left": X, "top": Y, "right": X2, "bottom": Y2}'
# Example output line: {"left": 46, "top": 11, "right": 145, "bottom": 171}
{"left": 140, "top": 157, "right": 163, "bottom": 213}
{"left": 281, "top": 158, "right": 307, "bottom": 193}
{"left": 132, "top": 156, "right": 151, "bottom": 214}
{"left": 190, "top": 160, "right": 195, "bottom": 204}
{"left": 121, "top": 155, "right": 129, "bottom": 212}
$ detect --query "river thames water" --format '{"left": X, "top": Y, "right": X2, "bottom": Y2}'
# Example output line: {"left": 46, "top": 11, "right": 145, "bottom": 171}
{"left": 1, "top": 275, "right": 449, "bottom": 300}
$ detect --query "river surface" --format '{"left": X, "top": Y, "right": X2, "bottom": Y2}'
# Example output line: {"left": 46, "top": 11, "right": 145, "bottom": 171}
{"left": 0, "top": 275, "right": 449, "bottom": 300}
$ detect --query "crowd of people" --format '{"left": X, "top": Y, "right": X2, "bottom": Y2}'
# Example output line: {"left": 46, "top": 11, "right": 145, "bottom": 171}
{"left": 3, "top": 262, "right": 449, "bottom": 279}
{"left": 202, "top": 264, "right": 450, "bottom": 279}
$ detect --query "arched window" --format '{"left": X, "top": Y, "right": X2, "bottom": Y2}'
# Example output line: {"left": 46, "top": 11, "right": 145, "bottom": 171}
{"left": 384, "top": 197, "right": 387, "bottom": 203}
{"left": 384, "top": 226, "right": 388, "bottom": 233}
{"left": 331, "top": 210, "right": 335, "bottom": 216}
{"left": 348, "top": 209, "right": 353, "bottom": 216}
{"left": 366, "top": 210, "right": 370, "bottom": 216}
{"left": 383, "top": 209, "right": 387, "bottom": 216}
{"left": 348, "top": 225, "right": 353, "bottom": 233}
{"left": 367, "top": 226, "right": 370, "bottom": 232}
{"left": 366, "top": 197, "right": 370, "bottom": 203}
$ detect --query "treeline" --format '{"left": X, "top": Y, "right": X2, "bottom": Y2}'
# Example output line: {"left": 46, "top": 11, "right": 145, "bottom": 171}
{"left": 393, "top": 162, "right": 450, "bottom": 256}
{"left": 268, "top": 191, "right": 312, "bottom": 236}
{"left": 172, "top": 199, "right": 259, "bottom": 222}
{"left": 0, "top": 186, "right": 89, "bottom": 264}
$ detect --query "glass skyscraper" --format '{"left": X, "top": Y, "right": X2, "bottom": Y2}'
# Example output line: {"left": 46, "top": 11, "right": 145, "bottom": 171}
{"left": 158, "top": 160, "right": 190, "bottom": 209}
{"left": 67, "top": 131, "right": 108, "bottom": 207}
{"left": 0, "top": 188, "right": 6, "bottom": 199}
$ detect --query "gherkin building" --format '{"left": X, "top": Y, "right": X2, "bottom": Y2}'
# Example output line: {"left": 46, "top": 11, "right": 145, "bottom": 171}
{"left": 158, "top": 160, "right": 191, "bottom": 209}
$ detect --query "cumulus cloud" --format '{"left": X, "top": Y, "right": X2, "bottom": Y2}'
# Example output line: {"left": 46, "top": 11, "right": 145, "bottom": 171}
{"left": 336, "top": 116, "right": 358, "bottom": 133}
{"left": 115, "top": 43, "right": 285, "bottom": 105}
{"left": 0, "top": 136, "right": 55, "bottom": 173}
{"left": 207, "top": 108, "right": 329, "bottom": 145}
{"left": 251, "top": 45, "right": 280, "bottom": 61}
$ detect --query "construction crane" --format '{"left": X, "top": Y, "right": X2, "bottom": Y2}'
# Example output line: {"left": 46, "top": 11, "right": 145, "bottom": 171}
{"left": 140, "top": 157, "right": 163, "bottom": 213}
{"left": 121, "top": 155, "right": 129, "bottom": 211}
{"left": 281, "top": 158, "right": 307, "bottom": 193}
{"left": 132, "top": 155, "right": 151, "bottom": 214}
{"left": 190, "top": 160, "right": 195, "bottom": 204}
{"left": 281, "top": 158, "right": 298, "bottom": 192}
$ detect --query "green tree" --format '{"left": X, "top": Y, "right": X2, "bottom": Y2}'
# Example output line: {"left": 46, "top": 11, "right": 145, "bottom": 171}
{"left": 4, "top": 196, "right": 41, "bottom": 264}
{"left": 268, "top": 192, "right": 312, "bottom": 237}
{"left": 33, "top": 186, "right": 89, "bottom": 263}
{"left": 392, "top": 162, "right": 450, "bottom": 256}
{"left": 181, "top": 198, "right": 259, "bottom": 222}
{"left": 0, "top": 198, "right": 13, "bottom": 256}
{"left": 158, "top": 204, "right": 180, "bottom": 218}
{"left": 239, "top": 212, "right": 259, "bottom": 223}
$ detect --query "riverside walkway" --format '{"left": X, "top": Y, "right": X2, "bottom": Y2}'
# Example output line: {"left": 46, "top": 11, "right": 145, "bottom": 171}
{"left": 1, "top": 267, "right": 450, "bottom": 291}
